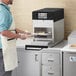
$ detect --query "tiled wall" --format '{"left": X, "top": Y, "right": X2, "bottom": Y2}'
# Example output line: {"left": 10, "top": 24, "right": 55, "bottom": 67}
{"left": 11, "top": 0, "right": 76, "bottom": 39}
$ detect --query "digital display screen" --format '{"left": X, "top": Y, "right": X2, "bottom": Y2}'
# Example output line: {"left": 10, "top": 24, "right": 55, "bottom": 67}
{"left": 38, "top": 13, "right": 47, "bottom": 19}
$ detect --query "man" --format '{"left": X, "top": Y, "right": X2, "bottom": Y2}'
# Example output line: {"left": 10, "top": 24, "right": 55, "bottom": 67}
{"left": 0, "top": 0, "right": 31, "bottom": 76}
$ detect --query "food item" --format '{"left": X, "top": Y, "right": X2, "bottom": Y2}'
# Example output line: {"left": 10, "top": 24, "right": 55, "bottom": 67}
{"left": 38, "top": 32, "right": 45, "bottom": 35}
{"left": 70, "top": 44, "right": 76, "bottom": 47}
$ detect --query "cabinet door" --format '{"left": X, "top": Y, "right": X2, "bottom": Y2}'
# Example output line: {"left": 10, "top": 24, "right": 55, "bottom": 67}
{"left": 63, "top": 52, "right": 76, "bottom": 76}
{"left": 42, "top": 65, "right": 60, "bottom": 76}
{"left": 42, "top": 53, "right": 59, "bottom": 66}
{"left": 17, "top": 51, "right": 41, "bottom": 76}
{"left": 16, "top": 51, "right": 25, "bottom": 76}
{"left": 42, "top": 52, "right": 61, "bottom": 76}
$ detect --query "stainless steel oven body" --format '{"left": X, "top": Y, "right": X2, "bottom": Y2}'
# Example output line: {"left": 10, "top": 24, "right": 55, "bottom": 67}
{"left": 32, "top": 8, "right": 64, "bottom": 46}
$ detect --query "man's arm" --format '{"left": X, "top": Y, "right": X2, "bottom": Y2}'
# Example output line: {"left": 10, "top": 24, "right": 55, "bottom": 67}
{"left": 1, "top": 30, "right": 21, "bottom": 39}
{"left": 0, "top": 12, "right": 21, "bottom": 39}
{"left": 1, "top": 30, "right": 31, "bottom": 40}
{"left": 0, "top": 12, "right": 29, "bottom": 39}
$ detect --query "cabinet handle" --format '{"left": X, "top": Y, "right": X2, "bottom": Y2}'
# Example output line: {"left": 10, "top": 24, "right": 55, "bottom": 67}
{"left": 48, "top": 59, "right": 54, "bottom": 62}
{"left": 35, "top": 54, "right": 38, "bottom": 62}
{"left": 48, "top": 72, "right": 54, "bottom": 75}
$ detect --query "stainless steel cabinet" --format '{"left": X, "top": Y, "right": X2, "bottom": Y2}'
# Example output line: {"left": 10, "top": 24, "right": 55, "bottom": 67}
{"left": 12, "top": 48, "right": 41, "bottom": 76}
{"left": 63, "top": 52, "right": 76, "bottom": 76}
{"left": 42, "top": 52, "right": 61, "bottom": 76}
{"left": 12, "top": 48, "right": 62, "bottom": 76}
